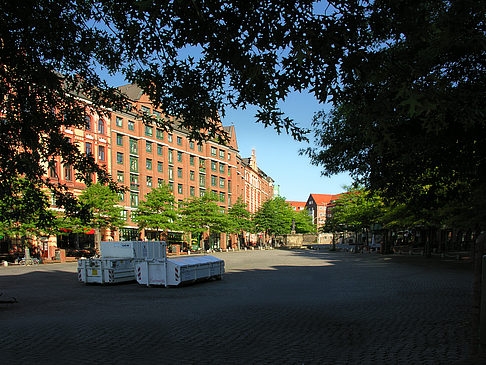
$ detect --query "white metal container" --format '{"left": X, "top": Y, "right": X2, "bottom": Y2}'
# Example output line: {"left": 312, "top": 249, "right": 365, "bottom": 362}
{"left": 78, "top": 258, "right": 135, "bottom": 284}
{"left": 135, "top": 255, "right": 224, "bottom": 287}
{"left": 100, "top": 241, "right": 167, "bottom": 260}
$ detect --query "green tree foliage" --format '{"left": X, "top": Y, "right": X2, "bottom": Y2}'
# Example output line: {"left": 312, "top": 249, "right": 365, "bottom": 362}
{"left": 179, "top": 193, "right": 228, "bottom": 244}
{"left": 133, "top": 184, "right": 178, "bottom": 239}
{"left": 302, "top": 1, "right": 485, "bottom": 227}
{"left": 227, "top": 197, "right": 253, "bottom": 249}
{"left": 327, "top": 188, "right": 383, "bottom": 233}
{"left": 228, "top": 197, "right": 253, "bottom": 233}
{"left": 1, "top": 0, "right": 316, "bottom": 222}
{"left": 292, "top": 209, "right": 316, "bottom": 234}
{"left": 78, "top": 183, "right": 124, "bottom": 250}
{"left": 0, "top": 178, "right": 56, "bottom": 238}
{"left": 254, "top": 197, "right": 294, "bottom": 236}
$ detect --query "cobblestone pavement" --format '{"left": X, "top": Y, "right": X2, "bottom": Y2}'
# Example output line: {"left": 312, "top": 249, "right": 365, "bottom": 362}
{"left": 0, "top": 249, "right": 476, "bottom": 364}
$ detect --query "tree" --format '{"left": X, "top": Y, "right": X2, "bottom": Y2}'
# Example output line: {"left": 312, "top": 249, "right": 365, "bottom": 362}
{"left": 254, "top": 197, "right": 294, "bottom": 238}
{"left": 1, "top": 0, "right": 314, "bottom": 222}
{"left": 78, "top": 183, "right": 124, "bottom": 251}
{"left": 292, "top": 209, "right": 316, "bottom": 234}
{"left": 179, "top": 193, "right": 228, "bottom": 249}
{"left": 227, "top": 197, "right": 253, "bottom": 249}
{"left": 133, "top": 184, "right": 178, "bottom": 240}
{"left": 0, "top": 177, "right": 57, "bottom": 240}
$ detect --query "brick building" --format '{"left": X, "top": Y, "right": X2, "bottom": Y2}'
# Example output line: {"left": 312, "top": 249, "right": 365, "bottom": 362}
{"left": 305, "top": 194, "right": 341, "bottom": 230}
{"left": 241, "top": 149, "right": 274, "bottom": 214}
{"left": 17, "top": 85, "right": 277, "bottom": 256}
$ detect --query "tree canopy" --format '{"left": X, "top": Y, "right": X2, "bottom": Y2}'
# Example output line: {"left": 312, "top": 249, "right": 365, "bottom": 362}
{"left": 78, "top": 183, "right": 124, "bottom": 249}
{"left": 253, "top": 197, "right": 294, "bottom": 236}
{"left": 133, "top": 184, "right": 178, "bottom": 239}
{"left": 2, "top": 0, "right": 484, "bottom": 229}
{"left": 302, "top": 1, "right": 486, "bottom": 228}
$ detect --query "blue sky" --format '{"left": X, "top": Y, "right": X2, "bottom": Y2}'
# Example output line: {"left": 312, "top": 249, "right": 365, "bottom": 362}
{"left": 222, "top": 93, "right": 352, "bottom": 202}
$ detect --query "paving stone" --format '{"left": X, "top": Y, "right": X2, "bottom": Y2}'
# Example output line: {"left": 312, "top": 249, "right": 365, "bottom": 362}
{"left": 0, "top": 250, "right": 476, "bottom": 364}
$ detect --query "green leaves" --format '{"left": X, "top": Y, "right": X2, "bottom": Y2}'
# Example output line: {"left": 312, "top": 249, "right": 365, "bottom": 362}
{"left": 179, "top": 193, "right": 229, "bottom": 235}
{"left": 133, "top": 184, "right": 178, "bottom": 236}
{"left": 78, "top": 183, "right": 124, "bottom": 230}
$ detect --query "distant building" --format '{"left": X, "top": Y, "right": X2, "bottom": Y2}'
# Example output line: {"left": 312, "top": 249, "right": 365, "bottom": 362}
{"left": 305, "top": 194, "right": 341, "bottom": 230}
{"left": 286, "top": 201, "right": 307, "bottom": 211}
{"left": 241, "top": 149, "right": 274, "bottom": 214}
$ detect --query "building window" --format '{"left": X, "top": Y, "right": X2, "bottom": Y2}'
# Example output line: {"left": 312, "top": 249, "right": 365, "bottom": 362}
{"left": 128, "top": 120, "right": 135, "bottom": 130}
{"left": 146, "top": 158, "right": 152, "bottom": 170}
{"left": 157, "top": 144, "right": 163, "bottom": 155}
{"left": 198, "top": 144, "right": 203, "bottom": 152}
{"left": 157, "top": 161, "right": 163, "bottom": 173}
{"left": 219, "top": 163, "right": 225, "bottom": 174}
{"left": 199, "top": 174, "right": 205, "bottom": 187}
{"left": 219, "top": 149, "right": 224, "bottom": 159}
{"left": 117, "top": 171, "right": 124, "bottom": 183}
{"left": 168, "top": 149, "right": 173, "bottom": 163}
{"left": 129, "top": 138, "right": 138, "bottom": 155}
{"left": 219, "top": 192, "right": 225, "bottom": 203}
{"left": 168, "top": 134, "right": 173, "bottom": 143}
{"left": 120, "top": 210, "right": 127, "bottom": 220}
{"left": 211, "top": 146, "right": 217, "bottom": 157}
{"left": 64, "top": 164, "right": 72, "bottom": 181}
{"left": 199, "top": 158, "right": 206, "bottom": 173}
{"left": 190, "top": 170, "right": 195, "bottom": 181}
{"left": 177, "top": 167, "right": 182, "bottom": 178}
{"left": 177, "top": 184, "right": 183, "bottom": 194}
{"left": 98, "top": 119, "right": 104, "bottom": 135}
{"left": 199, "top": 189, "right": 205, "bottom": 197}
{"left": 141, "top": 105, "right": 150, "bottom": 114}
{"left": 98, "top": 146, "right": 105, "bottom": 161}
{"left": 118, "top": 192, "right": 125, "bottom": 202}
{"left": 145, "top": 125, "right": 153, "bottom": 137}
{"left": 177, "top": 151, "right": 182, "bottom": 162}
{"left": 85, "top": 142, "right": 92, "bottom": 156}
{"left": 168, "top": 166, "right": 173, "bottom": 180}
{"left": 211, "top": 175, "right": 217, "bottom": 187}
{"left": 228, "top": 152, "right": 231, "bottom": 161}
{"left": 147, "top": 176, "right": 152, "bottom": 187}
{"left": 219, "top": 177, "right": 225, "bottom": 188}
{"left": 190, "top": 186, "right": 195, "bottom": 196}
{"left": 168, "top": 182, "right": 173, "bottom": 191}
{"left": 116, "top": 134, "right": 123, "bottom": 146}
{"left": 116, "top": 116, "right": 123, "bottom": 127}
{"left": 228, "top": 180, "right": 231, "bottom": 191}
{"left": 146, "top": 141, "right": 152, "bottom": 153}
{"left": 177, "top": 136, "right": 182, "bottom": 145}
{"left": 85, "top": 115, "right": 91, "bottom": 130}
{"left": 158, "top": 178, "right": 164, "bottom": 187}
{"left": 130, "top": 192, "right": 139, "bottom": 208}
{"left": 130, "top": 174, "right": 139, "bottom": 191}
{"left": 156, "top": 128, "right": 164, "bottom": 140}
{"left": 117, "top": 152, "right": 124, "bottom": 164}
{"left": 130, "top": 156, "right": 138, "bottom": 172}
{"left": 211, "top": 161, "right": 217, "bottom": 171}
{"left": 189, "top": 141, "right": 194, "bottom": 149}
{"left": 49, "top": 161, "right": 58, "bottom": 179}
{"left": 190, "top": 155, "right": 195, "bottom": 166}
{"left": 228, "top": 166, "right": 231, "bottom": 177}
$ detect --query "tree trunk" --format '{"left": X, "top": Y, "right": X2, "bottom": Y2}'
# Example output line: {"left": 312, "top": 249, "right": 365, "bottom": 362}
{"left": 94, "top": 227, "right": 101, "bottom": 253}
{"left": 472, "top": 232, "right": 485, "bottom": 357}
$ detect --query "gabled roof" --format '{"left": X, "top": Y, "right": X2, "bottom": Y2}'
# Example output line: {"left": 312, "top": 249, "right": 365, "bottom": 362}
{"left": 307, "top": 194, "right": 342, "bottom": 206}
